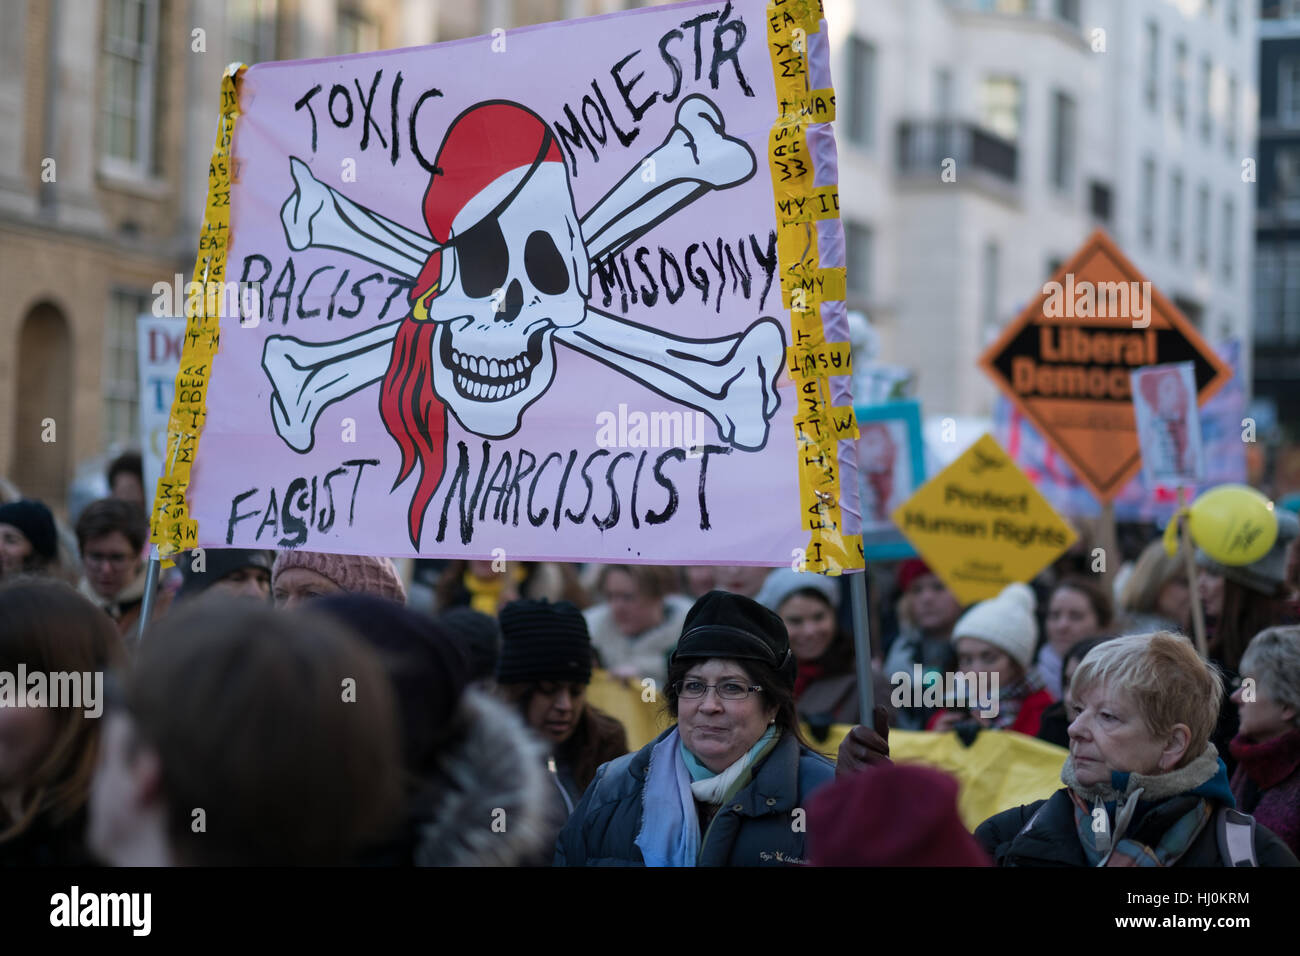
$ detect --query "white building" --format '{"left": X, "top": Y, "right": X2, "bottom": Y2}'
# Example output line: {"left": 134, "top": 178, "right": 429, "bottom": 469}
{"left": 827, "top": 0, "right": 1258, "bottom": 420}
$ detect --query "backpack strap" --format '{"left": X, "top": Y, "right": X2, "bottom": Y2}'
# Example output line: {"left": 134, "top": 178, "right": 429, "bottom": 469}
{"left": 1216, "top": 807, "right": 1258, "bottom": 867}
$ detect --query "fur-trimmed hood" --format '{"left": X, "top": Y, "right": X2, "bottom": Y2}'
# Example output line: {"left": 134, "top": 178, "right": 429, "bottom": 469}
{"left": 412, "top": 688, "right": 554, "bottom": 866}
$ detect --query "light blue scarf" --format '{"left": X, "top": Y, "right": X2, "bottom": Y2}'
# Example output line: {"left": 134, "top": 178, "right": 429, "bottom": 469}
{"left": 635, "top": 727, "right": 778, "bottom": 867}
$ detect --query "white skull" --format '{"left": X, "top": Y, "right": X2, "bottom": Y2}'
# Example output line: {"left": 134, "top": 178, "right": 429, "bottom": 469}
{"left": 428, "top": 162, "right": 589, "bottom": 438}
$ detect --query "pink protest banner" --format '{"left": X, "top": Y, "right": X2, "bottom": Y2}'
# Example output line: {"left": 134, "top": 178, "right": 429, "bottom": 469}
{"left": 159, "top": 0, "right": 861, "bottom": 571}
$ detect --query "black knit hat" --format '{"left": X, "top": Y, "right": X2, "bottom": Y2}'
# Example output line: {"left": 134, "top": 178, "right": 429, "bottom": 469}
{"left": 177, "top": 548, "right": 274, "bottom": 601}
{"left": 0, "top": 499, "right": 58, "bottom": 563}
{"left": 496, "top": 599, "right": 593, "bottom": 685}
{"left": 671, "top": 589, "right": 796, "bottom": 688}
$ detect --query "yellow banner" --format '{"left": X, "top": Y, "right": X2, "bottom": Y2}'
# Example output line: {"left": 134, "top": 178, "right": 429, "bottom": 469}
{"left": 149, "top": 63, "right": 245, "bottom": 559}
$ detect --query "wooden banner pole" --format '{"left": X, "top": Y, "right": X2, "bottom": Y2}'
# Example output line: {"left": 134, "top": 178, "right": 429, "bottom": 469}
{"left": 850, "top": 568, "right": 875, "bottom": 721}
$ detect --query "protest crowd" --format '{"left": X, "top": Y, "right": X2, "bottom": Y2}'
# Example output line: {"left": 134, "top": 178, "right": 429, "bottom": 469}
{"left": 2, "top": 453, "right": 1299, "bottom": 868}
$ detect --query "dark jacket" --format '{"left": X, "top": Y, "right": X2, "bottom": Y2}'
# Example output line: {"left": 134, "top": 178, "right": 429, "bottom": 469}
{"left": 0, "top": 807, "right": 96, "bottom": 867}
{"left": 798, "top": 672, "right": 859, "bottom": 726}
{"left": 402, "top": 690, "right": 556, "bottom": 867}
{"left": 1230, "top": 729, "right": 1300, "bottom": 859}
{"left": 975, "top": 788, "right": 1299, "bottom": 867}
{"left": 554, "top": 728, "right": 835, "bottom": 866}
{"left": 557, "top": 705, "right": 629, "bottom": 802}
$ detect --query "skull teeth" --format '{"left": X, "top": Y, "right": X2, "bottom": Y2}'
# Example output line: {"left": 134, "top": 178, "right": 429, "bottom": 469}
{"left": 449, "top": 348, "right": 533, "bottom": 375}
{"left": 453, "top": 372, "right": 531, "bottom": 401}
{"left": 444, "top": 328, "right": 545, "bottom": 403}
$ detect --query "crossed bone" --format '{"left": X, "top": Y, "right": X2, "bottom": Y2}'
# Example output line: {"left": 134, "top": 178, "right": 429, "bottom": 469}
{"left": 261, "top": 95, "right": 786, "bottom": 454}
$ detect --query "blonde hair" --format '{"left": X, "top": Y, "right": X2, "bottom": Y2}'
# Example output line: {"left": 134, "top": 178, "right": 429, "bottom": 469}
{"left": 1071, "top": 631, "right": 1221, "bottom": 767}
{"left": 1118, "top": 539, "right": 1187, "bottom": 618}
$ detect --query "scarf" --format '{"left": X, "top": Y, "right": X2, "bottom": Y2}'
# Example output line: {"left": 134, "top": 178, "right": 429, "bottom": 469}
{"left": 1062, "top": 744, "right": 1229, "bottom": 867}
{"left": 635, "top": 727, "right": 780, "bottom": 867}
{"left": 1036, "top": 644, "right": 1063, "bottom": 701}
{"left": 1229, "top": 729, "right": 1300, "bottom": 791}
{"left": 78, "top": 570, "right": 146, "bottom": 622}
{"left": 462, "top": 566, "right": 523, "bottom": 616}
{"left": 793, "top": 661, "right": 825, "bottom": 701}
{"left": 987, "top": 668, "right": 1045, "bottom": 730}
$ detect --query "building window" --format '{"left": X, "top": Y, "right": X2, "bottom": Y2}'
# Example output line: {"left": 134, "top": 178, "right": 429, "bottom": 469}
{"left": 1275, "top": 147, "right": 1300, "bottom": 211}
{"left": 1144, "top": 21, "right": 1159, "bottom": 111}
{"left": 1221, "top": 197, "right": 1234, "bottom": 282}
{"left": 104, "top": 291, "right": 151, "bottom": 451}
{"left": 1169, "top": 172, "right": 1184, "bottom": 261}
{"left": 1225, "top": 72, "right": 1237, "bottom": 155}
{"left": 844, "top": 221, "right": 874, "bottom": 303}
{"left": 934, "top": 68, "right": 953, "bottom": 117}
{"left": 1196, "top": 183, "right": 1210, "bottom": 269}
{"left": 101, "top": 0, "right": 160, "bottom": 177}
{"left": 228, "top": 0, "right": 277, "bottom": 65}
{"left": 1054, "top": 0, "right": 1081, "bottom": 26}
{"left": 1281, "top": 57, "right": 1300, "bottom": 124}
{"left": 1255, "top": 243, "right": 1300, "bottom": 345}
{"left": 1199, "top": 57, "right": 1213, "bottom": 143}
{"left": 1173, "top": 295, "right": 1204, "bottom": 330}
{"left": 1173, "top": 39, "right": 1188, "bottom": 127}
{"left": 846, "top": 37, "right": 877, "bottom": 149}
{"left": 1228, "top": 0, "right": 1238, "bottom": 33}
{"left": 336, "top": 8, "right": 377, "bottom": 55}
{"left": 974, "top": 0, "right": 1029, "bottom": 12}
{"left": 979, "top": 76, "right": 1022, "bottom": 141}
{"left": 1089, "top": 180, "right": 1113, "bottom": 222}
{"left": 1140, "top": 157, "right": 1157, "bottom": 248}
{"left": 1049, "top": 90, "right": 1076, "bottom": 193}
{"left": 981, "top": 240, "right": 1000, "bottom": 335}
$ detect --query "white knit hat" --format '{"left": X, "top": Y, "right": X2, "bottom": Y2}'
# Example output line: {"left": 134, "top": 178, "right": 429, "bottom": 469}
{"left": 951, "top": 582, "right": 1038, "bottom": 670}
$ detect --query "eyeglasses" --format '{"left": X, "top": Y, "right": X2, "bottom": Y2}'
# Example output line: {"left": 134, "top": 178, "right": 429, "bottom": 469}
{"left": 84, "top": 551, "right": 133, "bottom": 568}
{"left": 673, "top": 679, "right": 763, "bottom": 700}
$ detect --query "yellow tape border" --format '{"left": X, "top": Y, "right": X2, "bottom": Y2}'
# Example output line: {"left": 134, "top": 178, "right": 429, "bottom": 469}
{"left": 765, "top": 2, "right": 861, "bottom": 574}
{"left": 149, "top": 63, "right": 246, "bottom": 559}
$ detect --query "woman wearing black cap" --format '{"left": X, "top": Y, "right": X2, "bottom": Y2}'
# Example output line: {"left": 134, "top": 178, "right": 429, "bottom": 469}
{"left": 554, "top": 590, "right": 836, "bottom": 866}
{"left": 495, "top": 599, "right": 628, "bottom": 837}
{"left": 0, "top": 499, "right": 60, "bottom": 581}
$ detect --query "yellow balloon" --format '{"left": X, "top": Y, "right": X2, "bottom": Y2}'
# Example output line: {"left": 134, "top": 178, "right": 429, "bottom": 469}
{"left": 1187, "top": 485, "right": 1278, "bottom": 567}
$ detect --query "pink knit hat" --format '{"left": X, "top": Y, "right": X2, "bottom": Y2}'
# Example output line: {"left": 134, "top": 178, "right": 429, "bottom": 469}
{"left": 272, "top": 551, "right": 407, "bottom": 604}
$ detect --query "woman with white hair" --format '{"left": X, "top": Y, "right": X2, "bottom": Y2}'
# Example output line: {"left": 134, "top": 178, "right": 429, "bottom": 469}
{"left": 975, "top": 632, "right": 1298, "bottom": 866}
{"left": 1229, "top": 626, "right": 1300, "bottom": 858}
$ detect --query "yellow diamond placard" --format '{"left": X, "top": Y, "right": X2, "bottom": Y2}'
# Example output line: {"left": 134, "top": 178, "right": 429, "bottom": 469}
{"left": 891, "top": 434, "right": 1078, "bottom": 605}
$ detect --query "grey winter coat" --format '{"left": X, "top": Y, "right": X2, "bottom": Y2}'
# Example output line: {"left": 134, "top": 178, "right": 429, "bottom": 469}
{"left": 553, "top": 727, "right": 835, "bottom": 866}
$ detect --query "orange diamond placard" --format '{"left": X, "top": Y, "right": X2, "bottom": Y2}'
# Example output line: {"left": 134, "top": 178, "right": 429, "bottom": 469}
{"left": 979, "top": 230, "right": 1232, "bottom": 502}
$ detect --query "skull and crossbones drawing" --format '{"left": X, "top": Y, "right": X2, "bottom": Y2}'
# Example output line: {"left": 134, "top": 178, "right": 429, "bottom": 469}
{"left": 261, "top": 94, "right": 786, "bottom": 546}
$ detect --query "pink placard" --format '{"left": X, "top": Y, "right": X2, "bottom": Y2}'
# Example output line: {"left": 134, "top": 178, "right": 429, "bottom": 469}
{"left": 186, "top": 0, "right": 857, "bottom": 565}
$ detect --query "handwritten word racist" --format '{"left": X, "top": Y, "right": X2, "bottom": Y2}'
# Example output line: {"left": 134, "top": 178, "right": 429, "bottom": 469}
{"left": 239, "top": 255, "right": 415, "bottom": 325}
